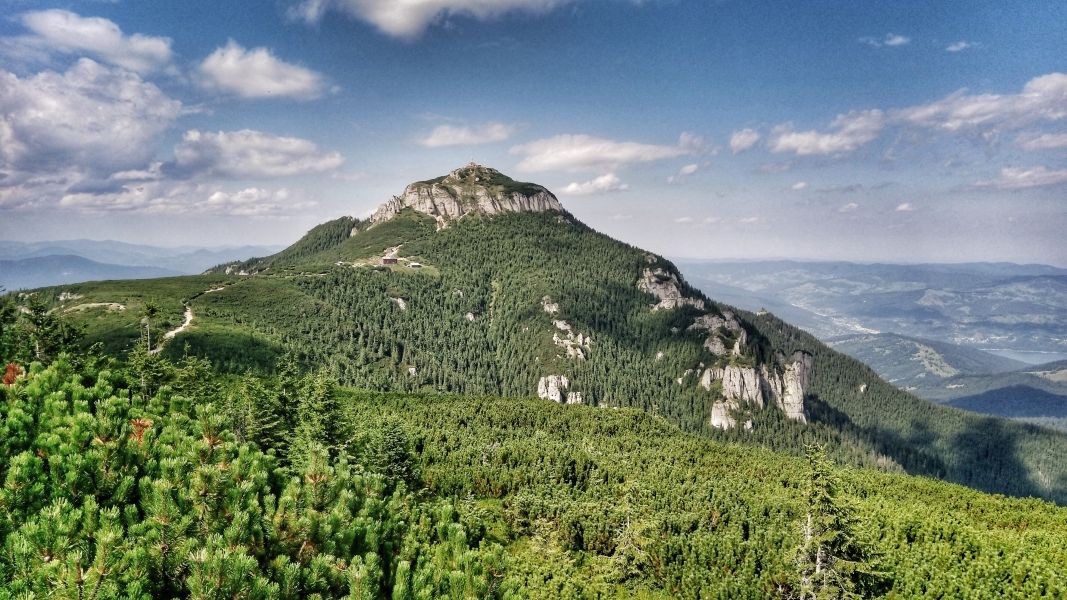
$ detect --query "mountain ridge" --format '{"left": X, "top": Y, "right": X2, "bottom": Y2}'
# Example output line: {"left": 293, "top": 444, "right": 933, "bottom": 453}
{"left": 32, "top": 165, "right": 1067, "bottom": 503}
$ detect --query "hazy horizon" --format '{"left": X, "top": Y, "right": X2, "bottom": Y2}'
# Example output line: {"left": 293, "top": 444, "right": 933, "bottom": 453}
{"left": 1, "top": 1, "right": 1065, "bottom": 265}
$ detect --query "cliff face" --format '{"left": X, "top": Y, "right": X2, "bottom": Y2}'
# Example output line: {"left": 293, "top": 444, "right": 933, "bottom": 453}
{"left": 638, "top": 268, "right": 706, "bottom": 310}
{"left": 370, "top": 163, "right": 563, "bottom": 227}
{"left": 700, "top": 351, "right": 814, "bottom": 429}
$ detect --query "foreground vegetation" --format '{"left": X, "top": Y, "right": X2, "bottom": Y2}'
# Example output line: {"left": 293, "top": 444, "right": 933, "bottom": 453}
{"left": 1, "top": 345, "right": 1065, "bottom": 598}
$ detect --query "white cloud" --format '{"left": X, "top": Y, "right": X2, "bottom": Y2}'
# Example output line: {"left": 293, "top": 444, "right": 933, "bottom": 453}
{"left": 702, "top": 216, "right": 721, "bottom": 224}
{"left": 895, "top": 202, "right": 915, "bottom": 211}
{"left": 13, "top": 10, "right": 172, "bottom": 73}
{"left": 770, "top": 110, "right": 886, "bottom": 156}
{"left": 290, "top": 0, "right": 570, "bottom": 38}
{"left": 199, "top": 41, "right": 326, "bottom": 100}
{"left": 561, "top": 173, "right": 629, "bottom": 195}
{"left": 168, "top": 129, "right": 344, "bottom": 179}
{"left": 739, "top": 216, "right": 760, "bottom": 224}
{"left": 895, "top": 72, "right": 1067, "bottom": 133}
{"left": 511, "top": 133, "right": 702, "bottom": 172}
{"left": 419, "top": 121, "right": 518, "bottom": 147}
{"left": 860, "top": 33, "right": 911, "bottom": 48}
{"left": 1016, "top": 132, "right": 1067, "bottom": 151}
{"left": 674, "top": 216, "right": 694, "bottom": 224}
{"left": 946, "top": 41, "right": 973, "bottom": 52}
{"left": 729, "top": 128, "right": 761, "bottom": 154}
{"left": 0, "top": 59, "right": 181, "bottom": 176}
{"left": 884, "top": 34, "right": 911, "bottom": 47}
{"left": 838, "top": 202, "right": 859, "bottom": 212}
{"left": 667, "top": 163, "right": 700, "bottom": 184}
{"left": 973, "top": 166, "right": 1067, "bottom": 190}
{"left": 791, "top": 181, "right": 808, "bottom": 190}
{"left": 59, "top": 180, "right": 311, "bottom": 217}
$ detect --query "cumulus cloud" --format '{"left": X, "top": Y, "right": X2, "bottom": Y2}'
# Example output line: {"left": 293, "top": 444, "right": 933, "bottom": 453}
{"left": 895, "top": 202, "right": 915, "bottom": 211}
{"left": 769, "top": 110, "right": 886, "bottom": 156}
{"left": 667, "top": 163, "right": 700, "bottom": 184}
{"left": 973, "top": 166, "right": 1067, "bottom": 190}
{"left": 167, "top": 129, "right": 344, "bottom": 179}
{"left": 419, "top": 121, "right": 518, "bottom": 147}
{"left": 1016, "top": 132, "right": 1067, "bottom": 151}
{"left": 894, "top": 72, "right": 1067, "bottom": 133}
{"left": 11, "top": 10, "right": 172, "bottom": 73}
{"left": 0, "top": 59, "right": 181, "bottom": 177}
{"left": 946, "top": 41, "right": 973, "bottom": 52}
{"left": 791, "top": 181, "right": 808, "bottom": 190}
{"left": 59, "top": 180, "right": 311, "bottom": 217}
{"left": 729, "top": 128, "right": 761, "bottom": 154}
{"left": 511, "top": 133, "right": 702, "bottom": 172}
{"left": 838, "top": 202, "right": 859, "bottom": 212}
{"left": 860, "top": 33, "right": 911, "bottom": 47}
{"left": 290, "top": 0, "right": 570, "bottom": 38}
{"left": 561, "top": 173, "right": 628, "bottom": 195}
{"left": 674, "top": 216, "right": 694, "bottom": 224}
{"left": 199, "top": 41, "right": 326, "bottom": 100}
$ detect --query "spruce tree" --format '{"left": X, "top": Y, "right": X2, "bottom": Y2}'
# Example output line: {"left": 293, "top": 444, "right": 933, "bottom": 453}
{"left": 792, "top": 444, "right": 882, "bottom": 599}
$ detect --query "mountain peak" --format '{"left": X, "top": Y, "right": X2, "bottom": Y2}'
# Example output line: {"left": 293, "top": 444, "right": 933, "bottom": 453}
{"left": 370, "top": 164, "right": 564, "bottom": 226}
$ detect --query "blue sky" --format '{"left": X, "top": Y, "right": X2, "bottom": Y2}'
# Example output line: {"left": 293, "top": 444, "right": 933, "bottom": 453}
{"left": 1, "top": 0, "right": 1065, "bottom": 264}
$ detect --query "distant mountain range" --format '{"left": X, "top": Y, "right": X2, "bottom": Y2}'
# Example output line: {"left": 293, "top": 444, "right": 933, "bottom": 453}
{"left": 676, "top": 259, "right": 1067, "bottom": 361}
{"left": 0, "top": 239, "right": 284, "bottom": 290}
{"left": 827, "top": 332, "right": 1067, "bottom": 430}
{"left": 677, "top": 260, "right": 1067, "bottom": 429}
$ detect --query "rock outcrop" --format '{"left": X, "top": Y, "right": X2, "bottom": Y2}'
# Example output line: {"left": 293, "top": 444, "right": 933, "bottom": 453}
{"left": 701, "top": 351, "right": 813, "bottom": 429}
{"left": 537, "top": 375, "right": 583, "bottom": 405}
{"left": 688, "top": 310, "right": 744, "bottom": 356}
{"left": 638, "top": 268, "right": 705, "bottom": 310}
{"left": 778, "top": 351, "right": 813, "bottom": 423}
{"left": 371, "top": 163, "right": 563, "bottom": 227}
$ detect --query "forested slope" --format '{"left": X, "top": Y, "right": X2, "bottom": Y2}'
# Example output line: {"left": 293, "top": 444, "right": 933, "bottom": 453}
{"left": 38, "top": 209, "right": 1067, "bottom": 503}
{"left": 1, "top": 352, "right": 1065, "bottom": 598}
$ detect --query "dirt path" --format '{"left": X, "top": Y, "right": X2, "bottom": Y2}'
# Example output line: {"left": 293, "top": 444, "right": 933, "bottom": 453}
{"left": 146, "top": 284, "right": 232, "bottom": 355}
{"left": 149, "top": 305, "right": 193, "bottom": 355}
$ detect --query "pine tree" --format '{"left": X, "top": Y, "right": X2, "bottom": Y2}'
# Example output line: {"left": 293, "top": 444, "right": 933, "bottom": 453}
{"left": 792, "top": 444, "right": 882, "bottom": 599}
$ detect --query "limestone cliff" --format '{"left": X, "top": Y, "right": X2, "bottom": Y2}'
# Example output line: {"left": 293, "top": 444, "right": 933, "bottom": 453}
{"left": 638, "top": 267, "right": 706, "bottom": 310}
{"left": 371, "top": 163, "right": 563, "bottom": 227}
{"left": 537, "top": 375, "right": 583, "bottom": 405}
{"left": 701, "top": 351, "right": 813, "bottom": 429}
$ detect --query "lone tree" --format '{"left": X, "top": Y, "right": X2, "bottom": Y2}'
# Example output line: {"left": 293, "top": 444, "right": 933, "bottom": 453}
{"left": 143, "top": 300, "right": 160, "bottom": 350}
{"left": 792, "top": 444, "right": 882, "bottom": 599}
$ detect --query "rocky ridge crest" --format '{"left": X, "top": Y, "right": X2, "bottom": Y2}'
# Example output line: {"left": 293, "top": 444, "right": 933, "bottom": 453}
{"left": 370, "top": 163, "right": 563, "bottom": 227}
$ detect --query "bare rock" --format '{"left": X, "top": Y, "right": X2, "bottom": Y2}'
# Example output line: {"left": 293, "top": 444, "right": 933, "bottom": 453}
{"left": 370, "top": 163, "right": 563, "bottom": 226}
{"left": 638, "top": 268, "right": 705, "bottom": 311}
{"left": 541, "top": 296, "right": 560, "bottom": 314}
{"left": 537, "top": 375, "right": 584, "bottom": 404}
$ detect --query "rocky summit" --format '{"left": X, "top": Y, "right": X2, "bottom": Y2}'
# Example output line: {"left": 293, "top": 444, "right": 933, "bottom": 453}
{"left": 370, "top": 163, "right": 564, "bottom": 228}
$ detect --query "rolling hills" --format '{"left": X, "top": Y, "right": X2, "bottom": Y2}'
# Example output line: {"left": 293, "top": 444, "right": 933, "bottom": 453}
{"left": 0, "top": 255, "right": 183, "bottom": 291}
{"left": 0, "top": 240, "right": 283, "bottom": 289}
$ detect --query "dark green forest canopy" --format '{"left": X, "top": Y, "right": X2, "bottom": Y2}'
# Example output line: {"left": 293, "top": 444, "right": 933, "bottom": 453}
{"left": 0, "top": 354, "right": 1065, "bottom": 598}
{"left": 42, "top": 210, "right": 1067, "bottom": 504}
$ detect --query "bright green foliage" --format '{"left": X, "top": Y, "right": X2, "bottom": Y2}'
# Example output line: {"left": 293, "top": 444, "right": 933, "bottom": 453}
{"left": 1, "top": 354, "right": 1067, "bottom": 597}
{"left": 0, "top": 357, "right": 508, "bottom": 598}
{"left": 340, "top": 390, "right": 1067, "bottom": 599}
